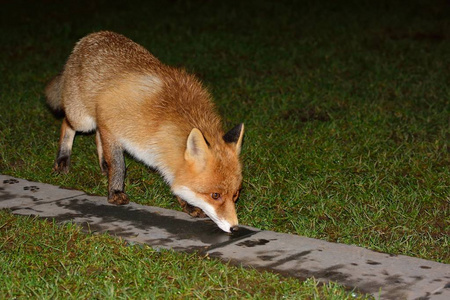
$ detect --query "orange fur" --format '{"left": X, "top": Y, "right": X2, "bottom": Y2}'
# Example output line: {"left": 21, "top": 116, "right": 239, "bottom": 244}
{"left": 45, "top": 31, "right": 244, "bottom": 232}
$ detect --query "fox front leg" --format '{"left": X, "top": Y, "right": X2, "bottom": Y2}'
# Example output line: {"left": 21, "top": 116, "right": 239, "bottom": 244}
{"left": 177, "top": 196, "right": 207, "bottom": 218}
{"left": 100, "top": 132, "right": 129, "bottom": 205}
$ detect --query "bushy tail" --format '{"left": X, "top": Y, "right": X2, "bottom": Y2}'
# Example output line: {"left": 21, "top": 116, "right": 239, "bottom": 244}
{"left": 45, "top": 74, "right": 63, "bottom": 111}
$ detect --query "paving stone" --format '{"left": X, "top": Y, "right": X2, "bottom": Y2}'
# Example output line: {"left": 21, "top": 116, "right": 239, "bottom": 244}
{"left": 0, "top": 175, "right": 258, "bottom": 251}
{"left": 1, "top": 175, "right": 449, "bottom": 299}
{"left": 207, "top": 231, "right": 450, "bottom": 300}
{"left": 0, "top": 174, "right": 85, "bottom": 209}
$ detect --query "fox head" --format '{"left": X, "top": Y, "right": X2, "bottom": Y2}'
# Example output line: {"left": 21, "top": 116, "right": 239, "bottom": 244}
{"left": 171, "top": 124, "right": 244, "bottom": 233}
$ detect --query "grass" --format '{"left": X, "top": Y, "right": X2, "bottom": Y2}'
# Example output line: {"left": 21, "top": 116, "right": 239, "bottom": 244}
{"left": 0, "top": 210, "right": 367, "bottom": 299}
{"left": 0, "top": 0, "right": 449, "bottom": 297}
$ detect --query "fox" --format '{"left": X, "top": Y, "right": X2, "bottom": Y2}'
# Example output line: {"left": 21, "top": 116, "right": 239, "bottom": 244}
{"left": 45, "top": 31, "right": 244, "bottom": 233}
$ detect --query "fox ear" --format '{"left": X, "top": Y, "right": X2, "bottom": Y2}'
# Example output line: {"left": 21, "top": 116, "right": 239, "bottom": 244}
{"left": 185, "top": 128, "right": 210, "bottom": 171}
{"left": 223, "top": 123, "right": 244, "bottom": 155}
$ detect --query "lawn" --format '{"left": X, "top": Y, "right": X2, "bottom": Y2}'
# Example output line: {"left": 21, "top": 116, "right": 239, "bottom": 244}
{"left": 1, "top": 210, "right": 366, "bottom": 299}
{"left": 0, "top": 0, "right": 449, "bottom": 297}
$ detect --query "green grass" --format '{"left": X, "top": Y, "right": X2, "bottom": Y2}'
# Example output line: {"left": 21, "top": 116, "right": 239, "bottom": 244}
{"left": 0, "top": 210, "right": 367, "bottom": 299}
{"left": 0, "top": 0, "right": 449, "bottom": 297}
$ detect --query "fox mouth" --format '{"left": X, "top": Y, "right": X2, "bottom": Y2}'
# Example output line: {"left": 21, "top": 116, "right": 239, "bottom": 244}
{"left": 206, "top": 214, "right": 235, "bottom": 233}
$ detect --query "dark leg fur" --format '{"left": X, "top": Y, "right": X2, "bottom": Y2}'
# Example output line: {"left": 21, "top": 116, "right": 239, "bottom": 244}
{"left": 53, "top": 153, "right": 70, "bottom": 174}
{"left": 101, "top": 132, "right": 129, "bottom": 205}
{"left": 101, "top": 159, "right": 109, "bottom": 175}
{"left": 53, "top": 118, "right": 75, "bottom": 174}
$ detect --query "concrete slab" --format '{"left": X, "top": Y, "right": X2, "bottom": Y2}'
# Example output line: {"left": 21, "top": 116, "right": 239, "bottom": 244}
{"left": 0, "top": 174, "right": 85, "bottom": 208}
{"left": 0, "top": 175, "right": 258, "bottom": 251}
{"left": 207, "top": 230, "right": 450, "bottom": 299}
{"left": 1, "top": 175, "right": 449, "bottom": 299}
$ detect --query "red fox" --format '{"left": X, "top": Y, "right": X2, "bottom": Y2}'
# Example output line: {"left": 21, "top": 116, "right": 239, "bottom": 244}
{"left": 45, "top": 31, "right": 244, "bottom": 233}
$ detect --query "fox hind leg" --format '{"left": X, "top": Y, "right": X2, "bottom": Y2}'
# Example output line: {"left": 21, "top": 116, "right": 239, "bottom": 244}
{"left": 53, "top": 118, "right": 76, "bottom": 174}
{"left": 95, "top": 131, "right": 108, "bottom": 175}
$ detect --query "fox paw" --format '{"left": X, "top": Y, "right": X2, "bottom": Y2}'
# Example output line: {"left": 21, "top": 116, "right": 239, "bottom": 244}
{"left": 108, "top": 191, "right": 129, "bottom": 205}
{"left": 100, "top": 159, "right": 108, "bottom": 176}
{"left": 186, "top": 206, "right": 208, "bottom": 218}
{"left": 53, "top": 156, "right": 70, "bottom": 174}
{"left": 177, "top": 197, "right": 207, "bottom": 218}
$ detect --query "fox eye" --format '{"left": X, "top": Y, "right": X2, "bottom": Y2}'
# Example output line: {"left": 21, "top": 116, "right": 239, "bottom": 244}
{"left": 211, "top": 193, "right": 221, "bottom": 200}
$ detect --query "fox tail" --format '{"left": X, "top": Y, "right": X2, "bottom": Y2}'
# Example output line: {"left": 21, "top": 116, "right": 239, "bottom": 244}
{"left": 45, "top": 74, "right": 63, "bottom": 111}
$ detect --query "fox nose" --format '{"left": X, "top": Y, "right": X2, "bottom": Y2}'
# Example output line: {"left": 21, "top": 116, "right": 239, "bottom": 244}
{"left": 230, "top": 226, "right": 239, "bottom": 233}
